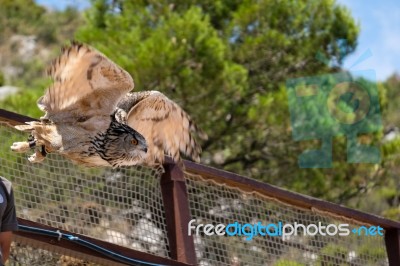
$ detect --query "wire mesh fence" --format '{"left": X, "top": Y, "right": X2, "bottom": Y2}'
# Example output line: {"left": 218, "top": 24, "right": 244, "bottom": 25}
{"left": 185, "top": 172, "right": 388, "bottom": 266}
{"left": 0, "top": 122, "right": 171, "bottom": 260}
{"left": 9, "top": 234, "right": 122, "bottom": 266}
{"left": 0, "top": 114, "right": 397, "bottom": 266}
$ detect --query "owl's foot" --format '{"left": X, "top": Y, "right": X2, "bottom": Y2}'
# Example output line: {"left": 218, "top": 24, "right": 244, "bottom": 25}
{"left": 28, "top": 150, "right": 46, "bottom": 163}
{"left": 11, "top": 134, "right": 37, "bottom": 152}
{"left": 11, "top": 142, "right": 30, "bottom": 153}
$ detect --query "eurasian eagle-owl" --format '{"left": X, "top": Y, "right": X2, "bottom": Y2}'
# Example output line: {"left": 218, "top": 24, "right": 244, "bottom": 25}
{"left": 11, "top": 42, "right": 206, "bottom": 167}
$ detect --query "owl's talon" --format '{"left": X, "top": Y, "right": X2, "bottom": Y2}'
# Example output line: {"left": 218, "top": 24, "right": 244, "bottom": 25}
{"left": 28, "top": 151, "right": 45, "bottom": 163}
{"left": 11, "top": 142, "right": 30, "bottom": 153}
{"left": 41, "top": 145, "right": 48, "bottom": 157}
{"left": 27, "top": 134, "right": 35, "bottom": 142}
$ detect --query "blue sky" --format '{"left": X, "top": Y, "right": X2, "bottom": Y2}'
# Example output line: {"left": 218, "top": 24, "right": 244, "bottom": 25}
{"left": 336, "top": 0, "right": 400, "bottom": 81}
{"left": 35, "top": 0, "right": 90, "bottom": 10}
{"left": 36, "top": 0, "right": 400, "bottom": 81}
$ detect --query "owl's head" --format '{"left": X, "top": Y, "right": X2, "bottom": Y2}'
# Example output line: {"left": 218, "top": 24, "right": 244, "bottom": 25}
{"left": 91, "top": 118, "right": 147, "bottom": 167}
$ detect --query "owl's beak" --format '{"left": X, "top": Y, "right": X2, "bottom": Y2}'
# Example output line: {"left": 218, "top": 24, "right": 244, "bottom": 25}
{"left": 143, "top": 147, "right": 148, "bottom": 153}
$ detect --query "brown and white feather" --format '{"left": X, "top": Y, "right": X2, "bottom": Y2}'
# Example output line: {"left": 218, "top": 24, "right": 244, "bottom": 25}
{"left": 39, "top": 42, "right": 134, "bottom": 120}
{"left": 120, "top": 91, "right": 206, "bottom": 163}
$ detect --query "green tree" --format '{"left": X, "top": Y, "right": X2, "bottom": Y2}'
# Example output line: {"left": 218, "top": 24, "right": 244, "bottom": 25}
{"left": 76, "top": 0, "right": 366, "bottom": 204}
{"left": 0, "top": 0, "right": 46, "bottom": 43}
{"left": 371, "top": 74, "right": 400, "bottom": 220}
{"left": 0, "top": 71, "right": 4, "bottom": 86}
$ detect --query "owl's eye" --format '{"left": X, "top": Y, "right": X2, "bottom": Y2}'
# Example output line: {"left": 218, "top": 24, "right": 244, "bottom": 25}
{"left": 131, "top": 139, "right": 138, "bottom": 145}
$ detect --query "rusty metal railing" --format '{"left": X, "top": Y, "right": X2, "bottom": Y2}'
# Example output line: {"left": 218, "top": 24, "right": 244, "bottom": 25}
{"left": 1, "top": 108, "right": 400, "bottom": 266}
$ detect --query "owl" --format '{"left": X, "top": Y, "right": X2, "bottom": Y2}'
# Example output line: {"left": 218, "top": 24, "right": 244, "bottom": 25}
{"left": 10, "top": 42, "right": 206, "bottom": 167}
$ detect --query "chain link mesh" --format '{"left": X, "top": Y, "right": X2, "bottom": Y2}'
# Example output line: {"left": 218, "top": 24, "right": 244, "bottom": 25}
{"left": 0, "top": 122, "right": 170, "bottom": 259}
{"left": 185, "top": 172, "right": 388, "bottom": 266}
{"left": 0, "top": 119, "right": 393, "bottom": 266}
{"left": 9, "top": 235, "right": 125, "bottom": 266}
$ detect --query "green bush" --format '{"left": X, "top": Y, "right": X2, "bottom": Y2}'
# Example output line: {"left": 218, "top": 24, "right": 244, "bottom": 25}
{"left": 275, "top": 259, "right": 305, "bottom": 266}
{"left": 0, "top": 71, "right": 4, "bottom": 86}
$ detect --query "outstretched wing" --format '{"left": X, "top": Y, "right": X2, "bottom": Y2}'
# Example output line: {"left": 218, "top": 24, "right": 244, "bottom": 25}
{"left": 119, "top": 91, "right": 207, "bottom": 163}
{"left": 38, "top": 42, "right": 134, "bottom": 120}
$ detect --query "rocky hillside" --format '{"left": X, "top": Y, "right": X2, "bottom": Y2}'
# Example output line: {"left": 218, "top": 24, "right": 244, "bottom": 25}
{"left": 0, "top": 0, "right": 83, "bottom": 115}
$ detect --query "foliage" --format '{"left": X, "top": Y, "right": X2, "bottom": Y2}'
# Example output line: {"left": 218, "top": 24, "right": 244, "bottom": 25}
{"left": 0, "top": 78, "right": 49, "bottom": 118}
{"left": 0, "top": 71, "right": 4, "bottom": 86}
{"left": 374, "top": 74, "right": 400, "bottom": 220}
{"left": 275, "top": 259, "right": 305, "bottom": 266}
{"left": 318, "top": 244, "right": 348, "bottom": 266}
{"left": 0, "top": 0, "right": 83, "bottom": 44}
{"left": 75, "top": 0, "right": 373, "bottom": 205}
{"left": 358, "top": 244, "right": 387, "bottom": 263}
{"left": 0, "top": 0, "right": 83, "bottom": 117}
{"left": 0, "top": 0, "right": 46, "bottom": 43}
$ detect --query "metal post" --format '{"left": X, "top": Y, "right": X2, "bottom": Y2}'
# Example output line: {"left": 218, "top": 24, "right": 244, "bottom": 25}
{"left": 385, "top": 228, "right": 400, "bottom": 265}
{"left": 161, "top": 162, "right": 197, "bottom": 265}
